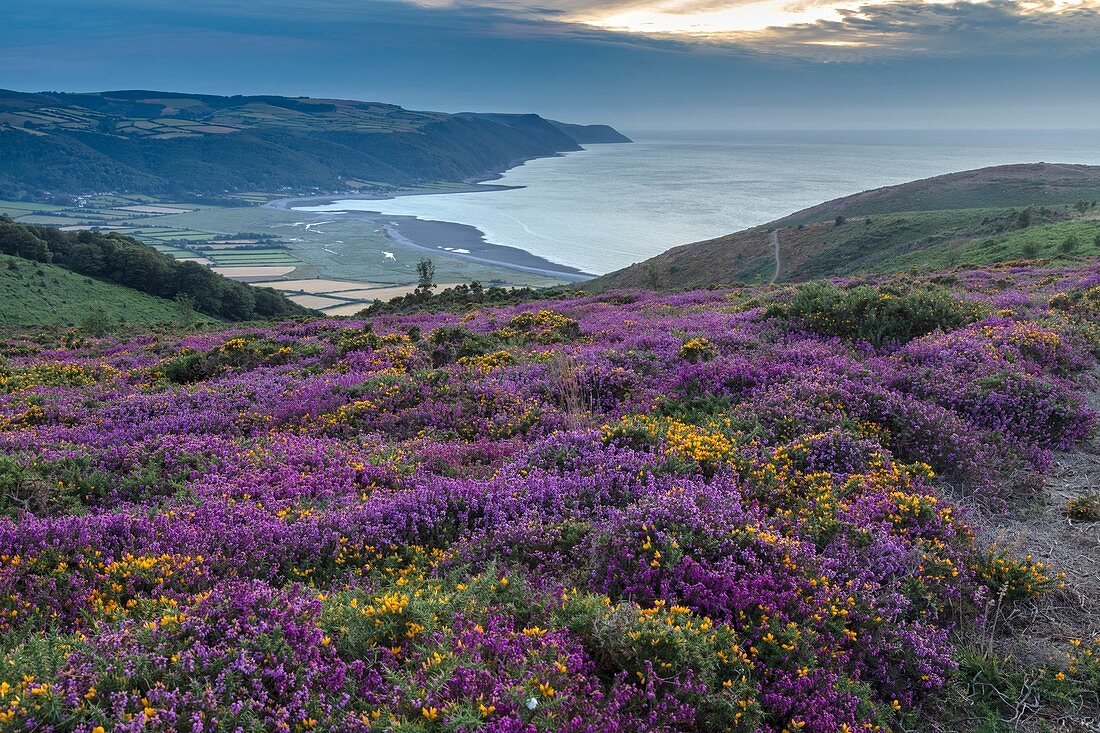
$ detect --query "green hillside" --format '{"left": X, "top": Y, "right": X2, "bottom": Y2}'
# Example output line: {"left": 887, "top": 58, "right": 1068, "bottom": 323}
{"left": 0, "top": 254, "right": 197, "bottom": 327}
{"left": 875, "top": 217, "right": 1100, "bottom": 272}
{"left": 773, "top": 163, "right": 1100, "bottom": 224}
{"left": 588, "top": 163, "right": 1100, "bottom": 290}
{"left": 0, "top": 90, "right": 627, "bottom": 199}
{"left": 0, "top": 217, "right": 311, "bottom": 321}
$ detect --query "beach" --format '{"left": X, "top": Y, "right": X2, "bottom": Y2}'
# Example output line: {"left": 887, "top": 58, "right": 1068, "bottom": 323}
{"left": 265, "top": 188, "right": 594, "bottom": 283}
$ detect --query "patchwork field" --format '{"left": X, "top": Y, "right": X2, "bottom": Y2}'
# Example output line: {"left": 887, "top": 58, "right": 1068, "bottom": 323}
{"left": 266, "top": 280, "right": 469, "bottom": 316}
{"left": 210, "top": 265, "right": 298, "bottom": 280}
{"left": 0, "top": 196, "right": 314, "bottom": 279}
{"left": 274, "top": 278, "right": 387, "bottom": 293}
{"left": 2, "top": 192, "right": 567, "bottom": 303}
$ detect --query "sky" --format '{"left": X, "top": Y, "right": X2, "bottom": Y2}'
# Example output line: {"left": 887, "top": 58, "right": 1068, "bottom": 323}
{"left": 1, "top": 0, "right": 1098, "bottom": 130}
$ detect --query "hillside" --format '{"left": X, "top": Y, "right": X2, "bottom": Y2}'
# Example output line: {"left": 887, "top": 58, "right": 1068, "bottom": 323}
{"left": 1, "top": 261, "right": 1096, "bottom": 731}
{"left": 0, "top": 253, "right": 198, "bottom": 327}
{"left": 0, "top": 90, "right": 629, "bottom": 199}
{"left": 589, "top": 163, "right": 1100, "bottom": 290}
{"left": 0, "top": 218, "right": 310, "bottom": 321}
{"left": 773, "top": 163, "right": 1100, "bottom": 225}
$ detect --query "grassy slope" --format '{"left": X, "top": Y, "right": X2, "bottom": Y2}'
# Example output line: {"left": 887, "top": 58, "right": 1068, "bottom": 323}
{"left": 0, "top": 254, "right": 199, "bottom": 327}
{"left": 588, "top": 164, "right": 1100, "bottom": 291}
{"left": 772, "top": 162, "right": 1100, "bottom": 224}
{"left": 874, "top": 217, "right": 1100, "bottom": 272}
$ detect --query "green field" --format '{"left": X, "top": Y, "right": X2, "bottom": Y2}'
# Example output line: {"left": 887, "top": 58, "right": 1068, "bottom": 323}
{"left": 0, "top": 255, "right": 206, "bottom": 327}
{"left": 0, "top": 201, "right": 66, "bottom": 217}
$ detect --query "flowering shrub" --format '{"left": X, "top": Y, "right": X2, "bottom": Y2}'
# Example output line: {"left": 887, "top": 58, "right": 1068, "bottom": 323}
{"left": 1066, "top": 492, "right": 1100, "bottom": 521}
{"left": 679, "top": 337, "right": 717, "bottom": 363}
{"left": 0, "top": 262, "right": 1096, "bottom": 731}
{"left": 972, "top": 547, "right": 1063, "bottom": 602}
{"left": 770, "top": 280, "right": 985, "bottom": 347}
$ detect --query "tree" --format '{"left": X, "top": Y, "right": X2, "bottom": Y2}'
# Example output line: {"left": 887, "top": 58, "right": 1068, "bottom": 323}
{"left": 1060, "top": 235, "right": 1079, "bottom": 253}
{"left": 0, "top": 221, "right": 51, "bottom": 262}
{"left": 1016, "top": 208, "right": 1032, "bottom": 229}
{"left": 416, "top": 258, "right": 436, "bottom": 292}
{"left": 78, "top": 301, "right": 114, "bottom": 337}
{"left": 834, "top": 215, "right": 846, "bottom": 227}
{"left": 175, "top": 294, "right": 197, "bottom": 326}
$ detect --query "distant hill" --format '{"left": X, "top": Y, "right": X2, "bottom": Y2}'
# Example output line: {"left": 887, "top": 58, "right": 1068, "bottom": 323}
{"left": 546, "top": 120, "right": 632, "bottom": 144}
{"left": 587, "top": 163, "right": 1100, "bottom": 290}
{"left": 0, "top": 218, "right": 311, "bottom": 321}
{"left": 0, "top": 253, "right": 199, "bottom": 328}
{"left": 0, "top": 90, "right": 630, "bottom": 199}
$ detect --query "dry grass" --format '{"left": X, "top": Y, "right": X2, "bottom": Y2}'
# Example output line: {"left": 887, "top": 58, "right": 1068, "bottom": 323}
{"left": 212, "top": 265, "right": 297, "bottom": 279}
{"left": 269, "top": 278, "right": 381, "bottom": 293}
{"left": 950, "top": 367, "right": 1100, "bottom": 732}
{"left": 286, "top": 294, "right": 353, "bottom": 310}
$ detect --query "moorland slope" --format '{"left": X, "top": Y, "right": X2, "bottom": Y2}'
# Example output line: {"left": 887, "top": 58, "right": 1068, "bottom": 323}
{"left": 590, "top": 163, "right": 1100, "bottom": 290}
{"left": 1, "top": 261, "right": 1097, "bottom": 731}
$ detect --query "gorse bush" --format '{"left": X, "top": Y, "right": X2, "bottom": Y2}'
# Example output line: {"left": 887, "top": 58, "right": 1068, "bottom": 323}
{"left": 772, "top": 281, "right": 984, "bottom": 347}
{"left": 161, "top": 336, "right": 320, "bottom": 383}
{"left": 1065, "top": 492, "right": 1100, "bottom": 521}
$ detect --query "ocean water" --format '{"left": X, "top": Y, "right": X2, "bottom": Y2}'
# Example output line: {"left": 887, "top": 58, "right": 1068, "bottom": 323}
{"left": 305, "top": 130, "right": 1100, "bottom": 275}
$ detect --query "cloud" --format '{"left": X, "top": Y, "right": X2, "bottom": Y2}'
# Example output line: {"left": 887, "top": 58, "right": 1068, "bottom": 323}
{"left": 757, "top": 0, "right": 1100, "bottom": 58}
{"left": 395, "top": 0, "right": 1100, "bottom": 58}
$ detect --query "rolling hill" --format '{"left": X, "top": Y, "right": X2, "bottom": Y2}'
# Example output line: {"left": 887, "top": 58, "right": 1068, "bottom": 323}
{"left": 587, "top": 163, "right": 1100, "bottom": 290}
{"left": 0, "top": 90, "right": 629, "bottom": 199}
{"left": 0, "top": 217, "right": 311, "bottom": 322}
{"left": 0, "top": 253, "right": 200, "bottom": 328}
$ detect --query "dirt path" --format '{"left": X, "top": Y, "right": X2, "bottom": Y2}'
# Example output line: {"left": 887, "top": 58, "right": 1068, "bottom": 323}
{"left": 1006, "top": 367, "right": 1100, "bottom": 625}
{"left": 971, "top": 367, "right": 1100, "bottom": 729}
{"left": 769, "top": 230, "right": 781, "bottom": 283}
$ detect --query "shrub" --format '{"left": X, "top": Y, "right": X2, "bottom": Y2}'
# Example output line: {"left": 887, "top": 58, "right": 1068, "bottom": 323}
{"left": 1065, "top": 492, "right": 1100, "bottom": 521}
{"left": 77, "top": 301, "right": 115, "bottom": 337}
{"left": 161, "top": 336, "right": 315, "bottom": 383}
{"left": 771, "top": 281, "right": 983, "bottom": 347}
{"left": 972, "top": 547, "right": 1062, "bottom": 602}
{"left": 503, "top": 309, "right": 582, "bottom": 343}
{"left": 427, "top": 325, "right": 504, "bottom": 366}
{"left": 680, "top": 337, "right": 717, "bottom": 363}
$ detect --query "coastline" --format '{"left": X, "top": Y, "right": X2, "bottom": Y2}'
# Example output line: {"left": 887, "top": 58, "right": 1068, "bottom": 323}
{"left": 262, "top": 182, "right": 522, "bottom": 210}
{"left": 264, "top": 169, "right": 597, "bottom": 283}
{"left": 375, "top": 214, "right": 593, "bottom": 282}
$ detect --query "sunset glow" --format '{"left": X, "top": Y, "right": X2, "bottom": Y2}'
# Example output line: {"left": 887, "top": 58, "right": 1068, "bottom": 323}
{"left": 580, "top": 1, "right": 854, "bottom": 35}
{"left": 575, "top": 0, "right": 1099, "bottom": 36}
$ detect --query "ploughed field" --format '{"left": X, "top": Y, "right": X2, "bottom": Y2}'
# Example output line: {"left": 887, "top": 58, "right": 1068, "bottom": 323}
{"left": 2, "top": 262, "right": 1099, "bottom": 732}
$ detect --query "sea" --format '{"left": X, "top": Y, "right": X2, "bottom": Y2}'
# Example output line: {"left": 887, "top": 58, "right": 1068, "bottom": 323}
{"left": 304, "top": 130, "right": 1100, "bottom": 275}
